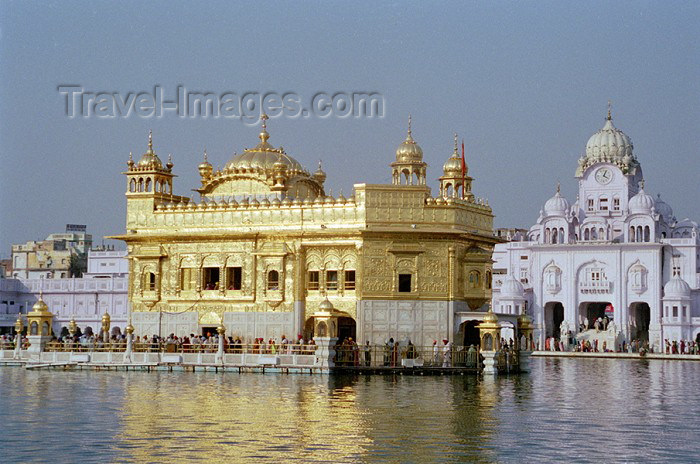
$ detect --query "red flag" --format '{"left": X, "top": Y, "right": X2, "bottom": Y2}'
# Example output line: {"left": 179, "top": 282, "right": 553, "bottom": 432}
{"left": 461, "top": 139, "right": 466, "bottom": 199}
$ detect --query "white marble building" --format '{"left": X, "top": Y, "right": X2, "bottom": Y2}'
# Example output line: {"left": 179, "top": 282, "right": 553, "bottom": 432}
{"left": 492, "top": 112, "right": 700, "bottom": 351}
{"left": 0, "top": 249, "right": 128, "bottom": 335}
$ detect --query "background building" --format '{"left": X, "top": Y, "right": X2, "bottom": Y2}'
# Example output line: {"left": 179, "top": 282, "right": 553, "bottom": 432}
{"left": 112, "top": 118, "right": 500, "bottom": 345}
{"left": 0, "top": 248, "right": 128, "bottom": 335}
{"left": 492, "top": 111, "right": 700, "bottom": 350}
{"left": 10, "top": 225, "right": 92, "bottom": 279}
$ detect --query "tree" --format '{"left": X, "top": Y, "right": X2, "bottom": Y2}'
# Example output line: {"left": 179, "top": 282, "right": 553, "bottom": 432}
{"left": 69, "top": 253, "right": 86, "bottom": 278}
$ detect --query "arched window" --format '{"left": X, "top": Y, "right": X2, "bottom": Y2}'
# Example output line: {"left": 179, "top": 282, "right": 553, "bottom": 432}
{"left": 584, "top": 229, "right": 590, "bottom": 241}
{"left": 636, "top": 226, "right": 643, "bottom": 242}
{"left": 545, "top": 228, "right": 551, "bottom": 244}
{"left": 468, "top": 271, "right": 481, "bottom": 289}
{"left": 559, "top": 228, "right": 565, "bottom": 244}
{"left": 267, "top": 270, "right": 279, "bottom": 290}
{"left": 445, "top": 183, "right": 453, "bottom": 198}
{"left": 147, "top": 272, "right": 156, "bottom": 291}
{"left": 129, "top": 178, "right": 136, "bottom": 192}
{"left": 138, "top": 178, "right": 144, "bottom": 192}
{"left": 486, "top": 271, "right": 492, "bottom": 289}
{"left": 591, "top": 228, "right": 598, "bottom": 240}
{"left": 599, "top": 228, "right": 605, "bottom": 240}
{"left": 145, "top": 178, "right": 152, "bottom": 192}
{"left": 629, "top": 226, "right": 635, "bottom": 242}
{"left": 644, "top": 226, "right": 650, "bottom": 242}
{"left": 552, "top": 228, "right": 558, "bottom": 244}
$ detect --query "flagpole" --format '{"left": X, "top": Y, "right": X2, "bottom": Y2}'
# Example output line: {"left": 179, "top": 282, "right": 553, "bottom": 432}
{"left": 461, "top": 139, "right": 466, "bottom": 200}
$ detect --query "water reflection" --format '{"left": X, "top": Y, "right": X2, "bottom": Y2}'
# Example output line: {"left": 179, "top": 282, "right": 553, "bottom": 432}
{"left": 1, "top": 359, "right": 699, "bottom": 463}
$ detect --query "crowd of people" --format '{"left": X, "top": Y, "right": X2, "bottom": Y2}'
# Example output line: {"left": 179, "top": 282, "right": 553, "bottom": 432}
{"left": 333, "top": 337, "right": 497, "bottom": 368}
{"left": 664, "top": 339, "right": 699, "bottom": 355}
{"left": 541, "top": 334, "right": 700, "bottom": 356}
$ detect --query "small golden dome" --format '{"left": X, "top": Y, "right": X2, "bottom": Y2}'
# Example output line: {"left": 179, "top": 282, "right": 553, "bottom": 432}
{"left": 442, "top": 134, "right": 464, "bottom": 176}
{"left": 137, "top": 130, "right": 164, "bottom": 169}
{"left": 32, "top": 297, "right": 49, "bottom": 313}
{"left": 395, "top": 115, "right": 423, "bottom": 163}
{"left": 198, "top": 149, "right": 213, "bottom": 176}
{"left": 313, "top": 160, "right": 326, "bottom": 182}
{"left": 319, "top": 297, "right": 334, "bottom": 311}
{"left": 482, "top": 309, "right": 499, "bottom": 323}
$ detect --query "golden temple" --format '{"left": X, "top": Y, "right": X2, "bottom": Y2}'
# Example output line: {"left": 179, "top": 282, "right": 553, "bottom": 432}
{"left": 111, "top": 116, "right": 498, "bottom": 346}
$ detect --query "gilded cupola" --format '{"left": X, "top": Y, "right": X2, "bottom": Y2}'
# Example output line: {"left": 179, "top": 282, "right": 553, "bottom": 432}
{"left": 195, "top": 114, "right": 324, "bottom": 201}
{"left": 395, "top": 114, "right": 424, "bottom": 163}
{"left": 391, "top": 115, "right": 428, "bottom": 186}
{"left": 136, "top": 130, "right": 164, "bottom": 170}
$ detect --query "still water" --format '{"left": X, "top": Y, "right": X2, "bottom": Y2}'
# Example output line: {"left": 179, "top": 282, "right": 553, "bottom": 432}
{"left": 1, "top": 358, "right": 698, "bottom": 463}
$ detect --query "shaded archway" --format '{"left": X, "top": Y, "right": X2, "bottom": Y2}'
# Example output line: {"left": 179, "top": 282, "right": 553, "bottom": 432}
{"left": 460, "top": 320, "right": 480, "bottom": 348}
{"left": 304, "top": 315, "right": 356, "bottom": 341}
{"left": 629, "top": 302, "right": 650, "bottom": 342}
{"left": 337, "top": 316, "right": 356, "bottom": 341}
{"left": 544, "top": 302, "right": 564, "bottom": 338}
{"left": 578, "top": 302, "right": 611, "bottom": 329}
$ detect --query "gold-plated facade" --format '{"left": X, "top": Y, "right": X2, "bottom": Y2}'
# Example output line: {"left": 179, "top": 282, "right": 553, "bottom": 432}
{"left": 111, "top": 119, "right": 498, "bottom": 344}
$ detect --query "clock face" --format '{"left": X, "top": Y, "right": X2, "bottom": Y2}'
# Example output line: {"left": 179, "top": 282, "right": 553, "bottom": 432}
{"left": 595, "top": 168, "right": 613, "bottom": 184}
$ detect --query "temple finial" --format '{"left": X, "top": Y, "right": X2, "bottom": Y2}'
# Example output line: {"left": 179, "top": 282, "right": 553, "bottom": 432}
{"left": 261, "top": 113, "right": 269, "bottom": 130}
{"left": 453, "top": 133, "right": 458, "bottom": 153}
{"left": 607, "top": 100, "right": 612, "bottom": 121}
{"left": 407, "top": 114, "right": 412, "bottom": 136}
{"left": 203, "top": 147, "right": 208, "bottom": 162}
{"left": 639, "top": 179, "right": 645, "bottom": 190}
{"left": 556, "top": 181, "right": 561, "bottom": 194}
{"left": 318, "top": 159, "right": 322, "bottom": 170}
{"left": 148, "top": 129, "right": 153, "bottom": 152}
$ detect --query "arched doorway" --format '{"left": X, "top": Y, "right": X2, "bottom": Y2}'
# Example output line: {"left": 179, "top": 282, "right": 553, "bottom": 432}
{"left": 578, "top": 302, "right": 612, "bottom": 330}
{"left": 629, "top": 302, "right": 650, "bottom": 342}
{"left": 460, "top": 320, "right": 480, "bottom": 347}
{"left": 337, "top": 317, "right": 356, "bottom": 341}
{"left": 544, "top": 302, "right": 564, "bottom": 338}
{"left": 303, "top": 315, "right": 356, "bottom": 341}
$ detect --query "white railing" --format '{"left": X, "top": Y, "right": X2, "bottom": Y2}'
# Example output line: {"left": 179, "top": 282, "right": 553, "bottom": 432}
{"left": 579, "top": 280, "right": 612, "bottom": 293}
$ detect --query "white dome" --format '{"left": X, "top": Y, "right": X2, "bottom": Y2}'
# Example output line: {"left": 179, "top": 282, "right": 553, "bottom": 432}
{"left": 543, "top": 188, "right": 570, "bottom": 217}
{"left": 575, "top": 113, "right": 639, "bottom": 177}
{"left": 664, "top": 275, "right": 691, "bottom": 299}
{"left": 654, "top": 194, "right": 674, "bottom": 223}
{"left": 585, "top": 117, "right": 633, "bottom": 161}
{"left": 675, "top": 218, "right": 698, "bottom": 229}
{"left": 628, "top": 187, "right": 655, "bottom": 215}
{"left": 500, "top": 274, "right": 525, "bottom": 299}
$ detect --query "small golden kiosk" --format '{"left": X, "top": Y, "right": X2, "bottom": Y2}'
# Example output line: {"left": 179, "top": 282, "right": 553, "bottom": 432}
{"left": 478, "top": 308, "right": 500, "bottom": 375}
{"left": 26, "top": 293, "right": 54, "bottom": 353}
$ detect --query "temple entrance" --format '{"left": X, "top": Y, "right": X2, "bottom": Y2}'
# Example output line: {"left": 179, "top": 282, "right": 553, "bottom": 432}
{"left": 544, "top": 302, "right": 564, "bottom": 338}
{"left": 338, "top": 317, "right": 356, "bottom": 341}
{"left": 303, "top": 316, "right": 356, "bottom": 341}
{"left": 629, "top": 302, "right": 650, "bottom": 342}
{"left": 201, "top": 326, "right": 217, "bottom": 337}
{"left": 460, "top": 320, "right": 481, "bottom": 348}
{"left": 578, "top": 302, "right": 611, "bottom": 330}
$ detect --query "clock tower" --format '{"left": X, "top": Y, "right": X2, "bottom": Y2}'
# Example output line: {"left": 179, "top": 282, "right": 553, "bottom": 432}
{"left": 574, "top": 111, "right": 643, "bottom": 220}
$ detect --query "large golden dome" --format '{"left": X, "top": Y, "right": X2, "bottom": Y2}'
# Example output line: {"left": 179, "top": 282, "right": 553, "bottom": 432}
{"left": 226, "top": 116, "right": 304, "bottom": 172}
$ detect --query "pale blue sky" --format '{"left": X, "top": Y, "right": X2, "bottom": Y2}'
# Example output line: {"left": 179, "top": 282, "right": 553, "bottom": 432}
{"left": 1, "top": 1, "right": 698, "bottom": 255}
